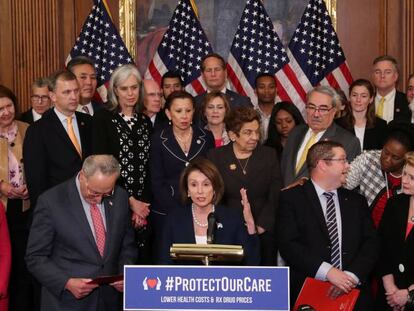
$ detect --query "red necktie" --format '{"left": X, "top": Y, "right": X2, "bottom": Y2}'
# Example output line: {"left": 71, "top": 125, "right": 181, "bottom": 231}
{"left": 90, "top": 204, "right": 106, "bottom": 257}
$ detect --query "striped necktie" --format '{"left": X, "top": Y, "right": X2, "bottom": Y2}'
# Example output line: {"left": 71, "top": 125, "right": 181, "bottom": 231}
{"left": 323, "top": 192, "right": 341, "bottom": 269}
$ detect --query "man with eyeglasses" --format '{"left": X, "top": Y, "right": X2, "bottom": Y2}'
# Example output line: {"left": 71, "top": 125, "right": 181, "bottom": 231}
{"left": 194, "top": 53, "right": 252, "bottom": 123}
{"left": 371, "top": 55, "right": 410, "bottom": 123}
{"left": 281, "top": 85, "right": 360, "bottom": 186}
{"left": 141, "top": 79, "right": 169, "bottom": 131}
{"left": 20, "top": 77, "right": 51, "bottom": 124}
{"left": 26, "top": 154, "right": 137, "bottom": 311}
{"left": 277, "top": 141, "right": 379, "bottom": 311}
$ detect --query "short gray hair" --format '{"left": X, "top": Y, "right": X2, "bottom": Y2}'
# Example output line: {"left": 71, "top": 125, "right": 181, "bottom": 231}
{"left": 307, "top": 85, "right": 341, "bottom": 108}
{"left": 107, "top": 64, "right": 141, "bottom": 111}
{"left": 82, "top": 155, "right": 120, "bottom": 178}
{"left": 32, "top": 77, "right": 50, "bottom": 90}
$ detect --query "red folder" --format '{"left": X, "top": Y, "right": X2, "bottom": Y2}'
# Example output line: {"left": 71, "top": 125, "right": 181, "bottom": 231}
{"left": 293, "top": 277, "right": 360, "bottom": 311}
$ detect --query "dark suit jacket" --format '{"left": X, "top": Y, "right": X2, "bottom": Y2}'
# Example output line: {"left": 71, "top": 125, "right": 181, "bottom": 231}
{"left": 335, "top": 116, "right": 387, "bottom": 150}
{"left": 149, "top": 125, "right": 215, "bottom": 214}
{"left": 207, "top": 143, "right": 281, "bottom": 233}
{"left": 157, "top": 204, "right": 260, "bottom": 265}
{"left": 25, "top": 178, "right": 137, "bottom": 311}
{"left": 378, "top": 194, "right": 414, "bottom": 291}
{"left": 23, "top": 109, "right": 93, "bottom": 207}
{"left": 281, "top": 123, "right": 361, "bottom": 186}
{"left": 91, "top": 101, "right": 102, "bottom": 114}
{"left": 277, "top": 181, "right": 379, "bottom": 309}
{"left": 194, "top": 89, "right": 253, "bottom": 125}
{"left": 152, "top": 109, "right": 169, "bottom": 133}
{"left": 19, "top": 108, "right": 35, "bottom": 124}
{"left": 392, "top": 91, "right": 411, "bottom": 123}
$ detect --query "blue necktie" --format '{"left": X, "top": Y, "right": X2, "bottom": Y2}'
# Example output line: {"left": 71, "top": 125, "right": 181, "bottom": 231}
{"left": 323, "top": 192, "right": 341, "bottom": 269}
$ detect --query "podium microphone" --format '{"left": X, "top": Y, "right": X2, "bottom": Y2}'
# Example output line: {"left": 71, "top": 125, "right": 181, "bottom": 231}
{"left": 207, "top": 212, "right": 216, "bottom": 244}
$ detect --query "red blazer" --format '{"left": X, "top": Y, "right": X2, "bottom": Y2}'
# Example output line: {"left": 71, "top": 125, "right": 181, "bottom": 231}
{"left": 0, "top": 202, "right": 11, "bottom": 311}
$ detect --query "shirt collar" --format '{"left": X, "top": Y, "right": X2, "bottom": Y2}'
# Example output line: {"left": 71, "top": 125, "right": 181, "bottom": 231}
{"left": 311, "top": 179, "right": 338, "bottom": 198}
{"left": 375, "top": 88, "right": 396, "bottom": 101}
{"left": 54, "top": 107, "right": 76, "bottom": 122}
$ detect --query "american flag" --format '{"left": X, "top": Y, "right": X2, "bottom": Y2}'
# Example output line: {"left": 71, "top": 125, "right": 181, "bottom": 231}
{"left": 144, "top": 0, "right": 213, "bottom": 95}
{"left": 65, "top": 0, "right": 134, "bottom": 102}
{"left": 287, "top": 0, "right": 353, "bottom": 103}
{"left": 227, "top": 0, "right": 306, "bottom": 110}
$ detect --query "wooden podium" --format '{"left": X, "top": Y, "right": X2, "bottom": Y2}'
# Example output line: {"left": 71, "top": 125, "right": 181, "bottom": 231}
{"left": 170, "top": 244, "right": 244, "bottom": 266}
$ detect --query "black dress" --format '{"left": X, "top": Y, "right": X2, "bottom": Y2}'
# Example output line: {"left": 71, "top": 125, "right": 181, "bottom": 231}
{"left": 92, "top": 109, "right": 152, "bottom": 262}
{"left": 92, "top": 109, "right": 152, "bottom": 202}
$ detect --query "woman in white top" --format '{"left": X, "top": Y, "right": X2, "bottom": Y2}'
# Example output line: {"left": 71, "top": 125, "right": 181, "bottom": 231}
{"left": 336, "top": 79, "right": 387, "bottom": 150}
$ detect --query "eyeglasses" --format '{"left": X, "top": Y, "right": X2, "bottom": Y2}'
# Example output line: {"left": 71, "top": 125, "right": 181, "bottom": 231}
{"left": 305, "top": 104, "right": 334, "bottom": 115}
{"left": 31, "top": 95, "right": 50, "bottom": 102}
{"left": 240, "top": 129, "right": 261, "bottom": 137}
{"left": 86, "top": 183, "right": 114, "bottom": 198}
{"left": 323, "top": 158, "right": 348, "bottom": 164}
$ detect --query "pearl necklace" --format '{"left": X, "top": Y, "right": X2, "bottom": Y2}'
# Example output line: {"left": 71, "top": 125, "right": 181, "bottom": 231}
{"left": 191, "top": 204, "right": 215, "bottom": 227}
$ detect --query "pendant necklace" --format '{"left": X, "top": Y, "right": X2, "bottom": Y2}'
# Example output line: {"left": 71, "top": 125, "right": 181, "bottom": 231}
{"left": 236, "top": 156, "right": 250, "bottom": 175}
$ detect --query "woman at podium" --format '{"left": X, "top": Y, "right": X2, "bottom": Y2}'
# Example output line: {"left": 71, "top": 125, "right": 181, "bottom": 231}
{"left": 157, "top": 157, "right": 260, "bottom": 265}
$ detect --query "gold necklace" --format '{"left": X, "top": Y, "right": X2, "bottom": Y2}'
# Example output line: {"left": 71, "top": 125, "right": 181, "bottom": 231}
{"left": 236, "top": 156, "right": 250, "bottom": 175}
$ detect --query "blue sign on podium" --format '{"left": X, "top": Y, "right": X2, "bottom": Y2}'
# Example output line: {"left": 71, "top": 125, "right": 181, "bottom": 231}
{"left": 124, "top": 266, "right": 289, "bottom": 310}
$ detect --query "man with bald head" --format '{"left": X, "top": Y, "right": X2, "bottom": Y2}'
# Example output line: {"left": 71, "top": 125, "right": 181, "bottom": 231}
{"left": 141, "top": 79, "right": 168, "bottom": 131}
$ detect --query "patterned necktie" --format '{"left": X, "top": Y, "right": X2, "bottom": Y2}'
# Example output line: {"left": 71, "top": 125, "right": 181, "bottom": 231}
{"left": 67, "top": 116, "right": 82, "bottom": 157}
{"left": 82, "top": 105, "right": 90, "bottom": 115}
{"left": 295, "top": 131, "right": 317, "bottom": 174}
{"left": 90, "top": 204, "right": 106, "bottom": 257}
{"left": 323, "top": 192, "right": 341, "bottom": 269}
{"left": 376, "top": 96, "right": 385, "bottom": 118}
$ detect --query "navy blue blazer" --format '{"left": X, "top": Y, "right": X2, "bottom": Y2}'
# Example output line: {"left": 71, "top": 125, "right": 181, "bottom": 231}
{"left": 157, "top": 204, "right": 260, "bottom": 265}
{"left": 149, "top": 125, "right": 215, "bottom": 214}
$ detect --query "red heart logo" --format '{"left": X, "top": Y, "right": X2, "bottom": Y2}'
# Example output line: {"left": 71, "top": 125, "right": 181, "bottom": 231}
{"left": 147, "top": 278, "right": 157, "bottom": 288}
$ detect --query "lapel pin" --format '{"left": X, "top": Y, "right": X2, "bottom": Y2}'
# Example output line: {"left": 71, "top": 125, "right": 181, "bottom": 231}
{"left": 217, "top": 223, "right": 223, "bottom": 229}
{"left": 185, "top": 162, "right": 189, "bottom": 167}
{"left": 396, "top": 108, "right": 400, "bottom": 112}
{"left": 229, "top": 164, "right": 236, "bottom": 170}
{"left": 109, "top": 200, "right": 113, "bottom": 207}
{"left": 196, "top": 139, "right": 201, "bottom": 144}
